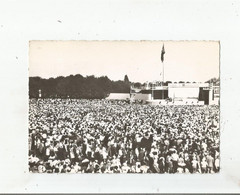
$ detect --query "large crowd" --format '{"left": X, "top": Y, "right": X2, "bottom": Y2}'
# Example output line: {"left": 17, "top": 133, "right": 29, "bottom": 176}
{"left": 29, "top": 99, "right": 220, "bottom": 173}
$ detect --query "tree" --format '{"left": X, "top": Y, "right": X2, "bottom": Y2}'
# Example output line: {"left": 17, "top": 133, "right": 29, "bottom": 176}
{"left": 205, "top": 77, "right": 219, "bottom": 84}
{"left": 162, "top": 81, "right": 172, "bottom": 86}
{"left": 29, "top": 74, "right": 131, "bottom": 99}
{"left": 165, "top": 81, "right": 172, "bottom": 85}
{"left": 124, "top": 75, "right": 130, "bottom": 84}
{"left": 134, "top": 82, "right": 142, "bottom": 88}
{"left": 29, "top": 77, "right": 42, "bottom": 98}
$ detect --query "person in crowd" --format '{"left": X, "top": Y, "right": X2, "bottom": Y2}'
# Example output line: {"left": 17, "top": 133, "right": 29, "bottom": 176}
{"left": 28, "top": 99, "right": 220, "bottom": 173}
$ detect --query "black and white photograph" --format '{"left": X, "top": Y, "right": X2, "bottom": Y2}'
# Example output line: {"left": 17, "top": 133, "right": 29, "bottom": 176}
{"left": 28, "top": 41, "right": 220, "bottom": 174}
{"left": 2, "top": 0, "right": 240, "bottom": 193}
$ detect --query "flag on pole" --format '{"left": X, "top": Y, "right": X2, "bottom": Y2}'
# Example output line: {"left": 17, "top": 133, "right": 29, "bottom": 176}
{"left": 161, "top": 44, "right": 165, "bottom": 62}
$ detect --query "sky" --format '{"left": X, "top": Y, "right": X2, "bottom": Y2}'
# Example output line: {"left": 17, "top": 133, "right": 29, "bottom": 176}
{"left": 29, "top": 41, "right": 219, "bottom": 83}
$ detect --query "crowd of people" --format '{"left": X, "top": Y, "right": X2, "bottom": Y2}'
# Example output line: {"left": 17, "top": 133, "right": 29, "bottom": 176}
{"left": 29, "top": 99, "right": 220, "bottom": 173}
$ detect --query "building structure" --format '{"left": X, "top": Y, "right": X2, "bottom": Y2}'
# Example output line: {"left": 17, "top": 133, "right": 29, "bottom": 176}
{"left": 130, "top": 82, "right": 219, "bottom": 105}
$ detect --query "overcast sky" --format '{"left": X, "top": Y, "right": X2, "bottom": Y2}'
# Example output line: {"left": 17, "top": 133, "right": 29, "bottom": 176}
{"left": 29, "top": 41, "right": 219, "bottom": 83}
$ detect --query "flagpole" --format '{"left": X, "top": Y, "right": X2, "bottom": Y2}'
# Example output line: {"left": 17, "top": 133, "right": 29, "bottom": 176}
{"left": 163, "top": 61, "right": 164, "bottom": 84}
{"left": 161, "top": 44, "right": 165, "bottom": 100}
{"left": 162, "top": 61, "right": 164, "bottom": 100}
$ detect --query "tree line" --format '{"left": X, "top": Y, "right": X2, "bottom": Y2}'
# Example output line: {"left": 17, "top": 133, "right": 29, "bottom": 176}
{"left": 29, "top": 74, "right": 219, "bottom": 99}
{"left": 29, "top": 74, "right": 130, "bottom": 99}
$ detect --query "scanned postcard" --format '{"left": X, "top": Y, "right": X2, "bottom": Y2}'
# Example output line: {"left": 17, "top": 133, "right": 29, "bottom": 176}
{"left": 28, "top": 41, "right": 220, "bottom": 174}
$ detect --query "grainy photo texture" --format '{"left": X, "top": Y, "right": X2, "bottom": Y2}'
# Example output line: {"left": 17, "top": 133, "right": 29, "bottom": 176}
{"left": 28, "top": 41, "right": 220, "bottom": 174}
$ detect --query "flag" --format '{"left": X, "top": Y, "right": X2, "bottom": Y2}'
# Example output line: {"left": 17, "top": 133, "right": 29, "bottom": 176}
{"left": 161, "top": 44, "right": 165, "bottom": 62}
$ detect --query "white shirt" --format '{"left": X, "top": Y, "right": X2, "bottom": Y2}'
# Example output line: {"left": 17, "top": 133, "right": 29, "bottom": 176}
{"left": 172, "top": 153, "right": 179, "bottom": 161}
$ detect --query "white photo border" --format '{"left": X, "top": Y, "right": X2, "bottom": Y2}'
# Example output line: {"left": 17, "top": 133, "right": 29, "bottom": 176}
{"left": 0, "top": 0, "right": 240, "bottom": 193}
